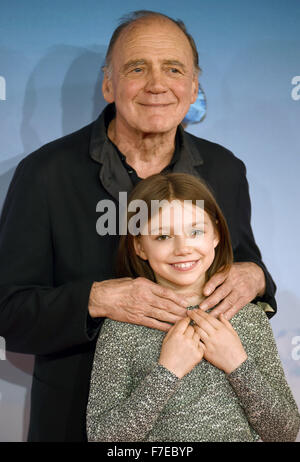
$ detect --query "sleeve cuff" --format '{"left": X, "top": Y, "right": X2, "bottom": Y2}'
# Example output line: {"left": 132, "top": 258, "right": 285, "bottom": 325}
{"left": 86, "top": 312, "right": 104, "bottom": 339}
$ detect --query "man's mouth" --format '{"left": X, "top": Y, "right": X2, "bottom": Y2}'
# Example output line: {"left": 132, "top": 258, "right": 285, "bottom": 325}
{"left": 138, "top": 103, "right": 174, "bottom": 107}
{"left": 170, "top": 260, "right": 199, "bottom": 271}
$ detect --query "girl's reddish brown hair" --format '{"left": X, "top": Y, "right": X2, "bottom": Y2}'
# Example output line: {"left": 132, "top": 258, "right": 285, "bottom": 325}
{"left": 116, "top": 173, "right": 233, "bottom": 283}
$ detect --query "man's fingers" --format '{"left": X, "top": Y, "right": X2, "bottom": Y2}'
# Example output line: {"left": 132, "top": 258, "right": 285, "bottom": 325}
{"left": 219, "top": 313, "right": 235, "bottom": 328}
{"left": 147, "top": 306, "right": 184, "bottom": 324}
{"left": 199, "top": 283, "right": 232, "bottom": 311}
{"left": 202, "top": 268, "right": 228, "bottom": 297}
{"left": 139, "top": 316, "right": 173, "bottom": 332}
{"left": 222, "top": 306, "right": 242, "bottom": 321}
{"left": 209, "top": 295, "right": 246, "bottom": 320}
{"left": 152, "top": 283, "right": 188, "bottom": 311}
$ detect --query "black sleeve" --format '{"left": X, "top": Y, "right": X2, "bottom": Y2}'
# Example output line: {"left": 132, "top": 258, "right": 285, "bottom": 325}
{"left": 234, "top": 161, "right": 277, "bottom": 317}
{"left": 0, "top": 157, "right": 103, "bottom": 355}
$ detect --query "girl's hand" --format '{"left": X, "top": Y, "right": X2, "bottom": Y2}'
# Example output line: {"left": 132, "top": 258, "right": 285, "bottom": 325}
{"left": 158, "top": 317, "right": 205, "bottom": 379}
{"left": 187, "top": 310, "right": 248, "bottom": 374}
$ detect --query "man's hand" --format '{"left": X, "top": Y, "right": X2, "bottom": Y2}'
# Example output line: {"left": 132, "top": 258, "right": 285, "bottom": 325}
{"left": 199, "top": 262, "right": 266, "bottom": 320}
{"left": 88, "top": 277, "right": 188, "bottom": 331}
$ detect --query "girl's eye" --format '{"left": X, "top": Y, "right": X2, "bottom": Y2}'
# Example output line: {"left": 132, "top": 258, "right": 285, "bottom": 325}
{"left": 191, "top": 229, "right": 204, "bottom": 237}
{"left": 156, "top": 235, "right": 170, "bottom": 241}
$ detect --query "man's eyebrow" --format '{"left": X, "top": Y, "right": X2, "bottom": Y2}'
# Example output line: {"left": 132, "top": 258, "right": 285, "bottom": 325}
{"left": 163, "top": 60, "right": 187, "bottom": 71}
{"left": 121, "top": 59, "right": 187, "bottom": 73}
{"left": 122, "top": 60, "right": 147, "bottom": 72}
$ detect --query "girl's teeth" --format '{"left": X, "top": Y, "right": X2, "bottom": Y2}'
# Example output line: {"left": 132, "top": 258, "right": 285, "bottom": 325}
{"left": 174, "top": 261, "right": 195, "bottom": 268}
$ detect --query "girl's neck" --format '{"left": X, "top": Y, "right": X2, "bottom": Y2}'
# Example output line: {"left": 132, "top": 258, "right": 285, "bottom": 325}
{"left": 155, "top": 276, "right": 206, "bottom": 308}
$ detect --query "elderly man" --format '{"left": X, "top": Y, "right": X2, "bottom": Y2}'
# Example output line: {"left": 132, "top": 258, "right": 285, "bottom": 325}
{"left": 0, "top": 10, "right": 276, "bottom": 441}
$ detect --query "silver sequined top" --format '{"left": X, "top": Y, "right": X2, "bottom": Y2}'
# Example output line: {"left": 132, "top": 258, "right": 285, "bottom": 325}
{"left": 86, "top": 303, "right": 300, "bottom": 442}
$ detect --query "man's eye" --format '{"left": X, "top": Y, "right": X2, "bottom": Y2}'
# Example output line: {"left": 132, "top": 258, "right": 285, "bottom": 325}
{"left": 132, "top": 67, "right": 143, "bottom": 73}
{"left": 169, "top": 68, "right": 180, "bottom": 74}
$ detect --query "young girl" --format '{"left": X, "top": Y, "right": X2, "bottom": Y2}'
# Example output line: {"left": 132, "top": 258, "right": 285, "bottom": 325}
{"left": 86, "top": 173, "right": 300, "bottom": 442}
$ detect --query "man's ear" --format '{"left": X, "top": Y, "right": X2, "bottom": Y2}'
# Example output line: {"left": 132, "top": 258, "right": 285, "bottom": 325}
{"left": 133, "top": 238, "right": 148, "bottom": 260}
{"left": 190, "top": 76, "right": 199, "bottom": 104}
{"left": 102, "top": 73, "right": 115, "bottom": 103}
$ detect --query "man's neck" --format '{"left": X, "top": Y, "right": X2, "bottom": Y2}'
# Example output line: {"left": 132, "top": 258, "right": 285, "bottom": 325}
{"left": 107, "top": 117, "right": 177, "bottom": 179}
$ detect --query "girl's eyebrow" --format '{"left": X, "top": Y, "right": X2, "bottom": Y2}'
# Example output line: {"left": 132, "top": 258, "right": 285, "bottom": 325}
{"left": 150, "top": 222, "right": 207, "bottom": 234}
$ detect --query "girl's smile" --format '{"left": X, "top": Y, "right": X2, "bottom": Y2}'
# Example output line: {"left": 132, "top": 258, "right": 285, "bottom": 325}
{"left": 170, "top": 259, "right": 200, "bottom": 271}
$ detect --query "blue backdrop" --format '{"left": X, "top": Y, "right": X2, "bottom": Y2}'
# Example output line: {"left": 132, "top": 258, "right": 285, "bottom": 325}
{"left": 0, "top": 0, "right": 300, "bottom": 441}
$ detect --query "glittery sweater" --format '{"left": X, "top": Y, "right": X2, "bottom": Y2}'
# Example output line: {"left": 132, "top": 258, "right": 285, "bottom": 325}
{"left": 86, "top": 303, "right": 300, "bottom": 442}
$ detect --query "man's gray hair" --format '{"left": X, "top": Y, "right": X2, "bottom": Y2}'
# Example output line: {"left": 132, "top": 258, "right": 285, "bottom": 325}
{"left": 102, "top": 10, "right": 201, "bottom": 77}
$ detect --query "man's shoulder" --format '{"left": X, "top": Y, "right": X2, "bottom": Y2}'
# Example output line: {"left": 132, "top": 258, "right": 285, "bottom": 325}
{"left": 184, "top": 130, "right": 245, "bottom": 171}
{"left": 18, "top": 122, "right": 94, "bottom": 173}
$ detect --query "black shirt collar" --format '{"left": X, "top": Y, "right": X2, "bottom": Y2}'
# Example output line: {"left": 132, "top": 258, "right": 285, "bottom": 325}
{"left": 89, "top": 103, "right": 203, "bottom": 200}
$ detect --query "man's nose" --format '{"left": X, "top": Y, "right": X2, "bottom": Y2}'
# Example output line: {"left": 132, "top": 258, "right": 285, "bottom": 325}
{"left": 173, "top": 237, "right": 193, "bottom": 256}
{"left": 144, "top": 69, "right": 168, "bottom": 93}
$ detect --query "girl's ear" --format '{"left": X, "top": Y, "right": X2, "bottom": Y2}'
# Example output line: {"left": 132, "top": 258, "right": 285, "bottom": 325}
{"left": 213, "top": 226, "right": 220, "bottom": 248}
{"left": 133, "top": 238, "right": 148, "bottom": 260}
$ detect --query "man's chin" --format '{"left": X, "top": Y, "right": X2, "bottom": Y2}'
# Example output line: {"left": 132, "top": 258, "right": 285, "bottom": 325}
{"left": 134, "top": 119, "right": 179, "bottom": 135}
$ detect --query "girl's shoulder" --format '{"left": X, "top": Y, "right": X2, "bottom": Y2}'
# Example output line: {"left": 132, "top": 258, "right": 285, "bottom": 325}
{"left": 99, "top": 317, "right": 163, "bottom": 342}
{"left": 230, "top": 302, "right": 270, "bottom": 329}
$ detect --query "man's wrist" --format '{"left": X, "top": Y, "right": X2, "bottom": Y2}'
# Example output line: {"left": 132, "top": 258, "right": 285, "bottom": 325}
{"left": 250, "top": 262, "right": 266, "bottom": 297}
{"left": 88, "top": 281, "right": 107, "bottom": 319}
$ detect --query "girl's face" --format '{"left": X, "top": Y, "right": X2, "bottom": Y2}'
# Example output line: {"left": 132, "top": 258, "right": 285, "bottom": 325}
{"left": 134, "top": 201, "right": 219, "bottom": 292}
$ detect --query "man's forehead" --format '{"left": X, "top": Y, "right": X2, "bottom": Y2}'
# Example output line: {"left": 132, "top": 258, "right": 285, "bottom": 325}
{"left": 113, "top": 18, "right": 192, "bottom": 58}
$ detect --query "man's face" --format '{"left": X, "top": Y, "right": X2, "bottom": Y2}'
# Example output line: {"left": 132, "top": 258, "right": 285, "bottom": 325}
{"left": 103, "top": 18, "right": 199, "bottom": 135}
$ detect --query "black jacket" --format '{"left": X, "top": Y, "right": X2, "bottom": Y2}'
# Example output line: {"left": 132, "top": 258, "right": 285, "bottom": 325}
{"left": 0, "top": 104, "right": 276, "bottom": 441}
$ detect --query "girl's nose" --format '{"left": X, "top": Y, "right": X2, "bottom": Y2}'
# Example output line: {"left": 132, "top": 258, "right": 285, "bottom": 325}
{"left": 173, "top": 237, "right": 193, "bottom": 256}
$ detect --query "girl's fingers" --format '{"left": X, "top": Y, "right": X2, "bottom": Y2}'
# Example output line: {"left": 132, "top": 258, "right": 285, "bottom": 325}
{"left": 193, "top": 325, "right": 209, "bottom": 341}
{"left": 172, "top": 316, "right": 191, "bottom": 335}
{"left": 198, "top": 340, "right": 206, "bottom": 352}
{"left": 187, "top": 310, "right": 217, "bottom": 335}
{"left": 192, "top": 329, "right": 200, "bottom": 341}
{"left": 185, "top": 324, "right": 195, "bottom": 338}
